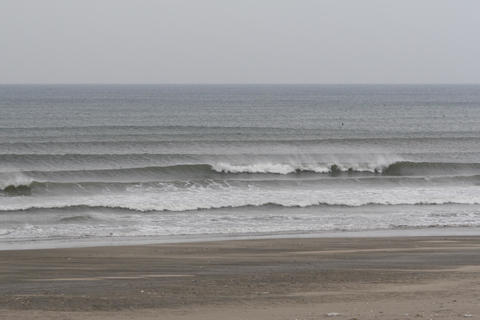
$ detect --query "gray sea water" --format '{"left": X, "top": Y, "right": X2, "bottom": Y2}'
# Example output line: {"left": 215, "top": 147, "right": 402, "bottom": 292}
{"left": 1, "top": 84, "right": 480, "bottom": 248}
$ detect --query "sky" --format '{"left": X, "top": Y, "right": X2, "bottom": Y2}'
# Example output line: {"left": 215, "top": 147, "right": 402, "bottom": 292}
{"left": 1, "top": 0, "right": 479, "bottom": 84}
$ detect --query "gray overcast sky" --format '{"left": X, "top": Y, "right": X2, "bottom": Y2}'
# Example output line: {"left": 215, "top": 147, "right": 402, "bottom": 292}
{"left": 1, "top": 0, "right": 479, "bottom": 84}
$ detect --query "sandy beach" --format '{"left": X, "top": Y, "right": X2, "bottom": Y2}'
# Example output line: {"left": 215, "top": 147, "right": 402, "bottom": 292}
{"left": 0, "top": 236, "right": 479, "bottom": 319}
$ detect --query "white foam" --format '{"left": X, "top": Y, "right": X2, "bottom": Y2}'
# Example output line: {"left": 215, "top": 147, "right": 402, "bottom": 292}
{"left": 1, "top": 184, "right": 480, "bottom": 212}
{"left": 211, "top": 162, "right": 328, "bottom": 174}
{"left": 2, "top": 200, "right": 480, "bottom": 243}
{"left": 0, "top": 172, "right": 34, "bottom": 189}
{"left": 209, "top": 154, "right": 403, "bottom": 174}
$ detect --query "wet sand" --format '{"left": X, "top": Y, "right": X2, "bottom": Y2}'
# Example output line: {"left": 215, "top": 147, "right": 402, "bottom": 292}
{"left": 1, "top": 236, "right": 480, "bottom": 319}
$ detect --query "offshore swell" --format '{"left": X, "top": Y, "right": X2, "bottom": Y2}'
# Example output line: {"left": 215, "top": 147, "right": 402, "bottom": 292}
{"left": 1, "top": 85, "right": 480, "bottom": 246}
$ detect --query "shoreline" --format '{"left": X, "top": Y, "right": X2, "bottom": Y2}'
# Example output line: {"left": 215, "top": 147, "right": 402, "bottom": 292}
{"left": 1, "top": 226, "right": 480, "bottom": 251}
{"left": 1, "top": 236, "right": 479, "bottom": 319}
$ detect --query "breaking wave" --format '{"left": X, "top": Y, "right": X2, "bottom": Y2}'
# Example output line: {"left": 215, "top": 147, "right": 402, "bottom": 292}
{"left": 2, "top": 160, "right": 480, "bottom": 181}
{"left": 1, "top": 183, "right": 480, "bottom": 212}
{"left": 212, "top": 161, "right": 480, "bottom": 175}
{"left": 2, "top": 200, "right": 480, "bottom": 214}
{"left": 0, "top": 172, "right": 34, "bottom": 193}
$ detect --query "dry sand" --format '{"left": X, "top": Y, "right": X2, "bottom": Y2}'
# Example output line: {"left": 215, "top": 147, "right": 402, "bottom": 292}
{"left": 1, "top": 236, "right": 479, "bottom": 319}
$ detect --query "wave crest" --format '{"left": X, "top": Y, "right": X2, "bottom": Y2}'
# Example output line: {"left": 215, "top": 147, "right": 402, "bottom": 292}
{"left": 2, "top": 200, "right": 480, "bottom": 214}
{"left": 0, "top": 172, "right": 34, "bottom": 195}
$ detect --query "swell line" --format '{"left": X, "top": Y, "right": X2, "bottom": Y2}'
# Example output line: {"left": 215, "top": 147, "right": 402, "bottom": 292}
{"left": 1, "top": 201, "right": 479, "bottom": 214}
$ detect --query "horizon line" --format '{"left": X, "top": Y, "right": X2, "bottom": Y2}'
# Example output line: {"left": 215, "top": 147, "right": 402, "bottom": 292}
{"left": 1, "top": 82, "right": 479, "bottom": 86}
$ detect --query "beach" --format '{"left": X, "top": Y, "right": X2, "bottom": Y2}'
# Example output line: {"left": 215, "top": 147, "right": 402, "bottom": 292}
{"left": 1, "top": 236, "right": 479, "bottom": 319}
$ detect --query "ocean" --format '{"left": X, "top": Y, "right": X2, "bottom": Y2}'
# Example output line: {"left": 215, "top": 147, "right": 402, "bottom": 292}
{"left": 1, "top": 84, "right": 480, "bottom": 248}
